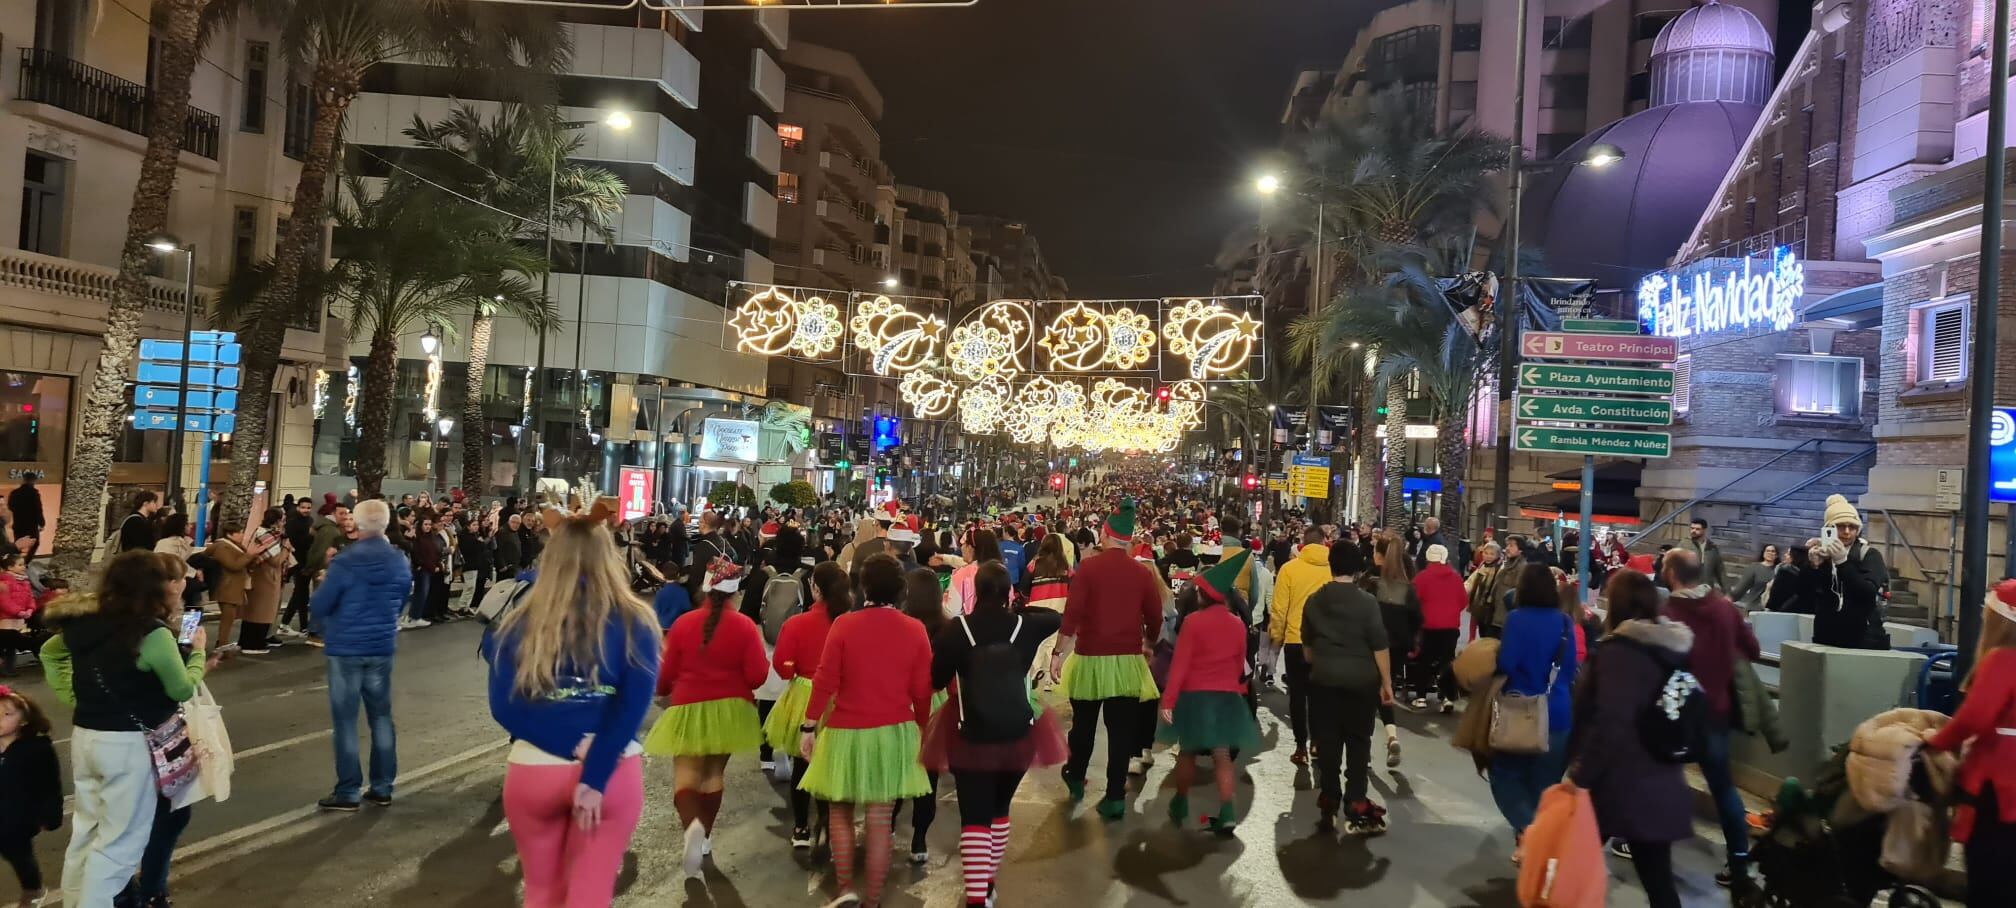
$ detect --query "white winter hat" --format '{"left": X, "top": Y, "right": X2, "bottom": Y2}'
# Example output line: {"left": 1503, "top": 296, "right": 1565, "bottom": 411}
{"left": 1426, "top": 544, "right": 1449, "bottom": 564}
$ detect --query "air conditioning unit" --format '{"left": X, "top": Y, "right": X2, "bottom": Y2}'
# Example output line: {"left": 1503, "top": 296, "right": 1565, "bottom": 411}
{"left": 819, "top": 151, "right": 833, "bottom": 169}
{"left": 815, "top": 200, "right": 829, "bottom": 217}
{"left": 812, "top": 249, "right": 827, "bottom": 266}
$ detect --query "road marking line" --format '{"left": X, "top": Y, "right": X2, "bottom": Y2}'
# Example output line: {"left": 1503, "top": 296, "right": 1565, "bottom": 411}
{"left": 231, "top": 728, "right": 333, "bottom": 759}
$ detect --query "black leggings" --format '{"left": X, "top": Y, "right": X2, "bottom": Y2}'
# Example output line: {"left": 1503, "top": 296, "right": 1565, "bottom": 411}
{"left": 1064, "top": 697, "right": 1149, "bottom": 801}
{"left": 1970, "top": 787, "right": 2016, "bottom": 906}
{"left": 894, "top": 771, "right": 940, "bottom": 851}
{"left": 1627, "top": 840, "right": 1680, "bottom": 908}
{"left": 788, "top": 757, "right": 828, "bottom": 832}
{"left": 755, "top": 700, "right": 775, "bottom": 762}
{"left": 1283, "top": 644, "right": 1310, "bottom": 748}
{"left": 954, "top": 769, "right": 1024, "bottom": 826}
{"left": 0, "top": 831, "right": 41, "bottom": 892}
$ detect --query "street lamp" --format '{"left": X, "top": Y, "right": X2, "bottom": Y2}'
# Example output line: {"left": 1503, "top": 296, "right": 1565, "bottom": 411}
{"left": 419, "top": 325, "right": 440, "bottom": 356}
{"left": 881, "top": 276, "right": 900, "bottom": 290}
{"left": 435, "top": 416, "right": 455, "bottom": 494}
{"left": 1254, "top": 173, "right": 1282, "bottom": 196}
{"left": 148, "top": 236, "right": 197, "bottom": 511}
{"left": 528, "top": 108, "right": 632, "bottom": 497}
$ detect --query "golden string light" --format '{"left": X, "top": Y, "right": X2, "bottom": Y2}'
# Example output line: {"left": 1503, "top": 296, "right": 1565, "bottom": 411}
{"left": 1162, "top": 298, "right": 1262, "bottom": 379}
{"left": 958, "top": 376, "right": 1011, "bottom": 434}
{"left": 848, "top": 295, "right": 945, "bottom": 375}
{"left": 947, "top": 321, "right": 1019, "bottom": 380}
{"left": 729, "top": 286, "right": 846, "bottom": 359}
{"left": 898, "top": 372, "right": 958, "bottom": 418}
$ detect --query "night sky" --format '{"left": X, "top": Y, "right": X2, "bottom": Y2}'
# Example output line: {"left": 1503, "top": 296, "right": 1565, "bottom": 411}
{"left": 796, "top": 0, "right": 1389, "bottom": 299}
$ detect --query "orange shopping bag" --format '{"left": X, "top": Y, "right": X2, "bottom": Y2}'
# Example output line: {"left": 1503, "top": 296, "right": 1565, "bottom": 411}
{"left": 1517, "top": 783, "right": 1607, "bottom": 908}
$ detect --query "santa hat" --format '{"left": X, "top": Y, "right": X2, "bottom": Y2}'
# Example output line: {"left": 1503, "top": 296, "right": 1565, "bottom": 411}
{"left": 1989, "top": 579, "right": 2016, "bottom": 624}
{"left": 888, "top": 514, "right": 921, "bottom": 545}
{"left": 1102, "top": 499, "right": 1137, "bottom": 546}
{"left": 701, "top": 558, "right": 746, "bottom": 594}
{"left": 1191, "top": 549, "right": 1251, "bottom": 606}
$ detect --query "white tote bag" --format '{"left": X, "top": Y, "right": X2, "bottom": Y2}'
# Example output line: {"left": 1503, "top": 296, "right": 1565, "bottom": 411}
{"left": 179, "top": 682, "right": 235, "bottom": 807}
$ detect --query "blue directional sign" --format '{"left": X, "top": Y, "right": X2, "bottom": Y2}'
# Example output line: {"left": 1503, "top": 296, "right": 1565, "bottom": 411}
{"left": 133, "top": 387, "right": 238, "bottom": 411}
{"left": 137, "top": 363, "right": 240, "bottom": 387}
{"left": 135, "top": 331, "right": 242, "bottom": 435}
{"left": 134, "top": 411, "right": 236, "bottom": 434}
{"left": 138, "top": 340, "right": 242, "bottom": 365}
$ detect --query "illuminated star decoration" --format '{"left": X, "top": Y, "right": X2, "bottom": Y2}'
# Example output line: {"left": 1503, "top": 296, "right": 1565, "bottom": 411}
{"left": 1038, "top": 303, "right": 1109, "bottom": 371}
{"left": 1102, "top": 307, "right": 1157, "bottom": 370}
{"left": 1161, "top": 299, "right": 1262, "bottom": 379}
{"left": 899, "top": 372, "right": 958, "bottom": 418}
{"left": 729, "top": 286, "right": 804, "bottom": 357}
{"left": 848, "top": 295, "right": 945, "bottom": 375}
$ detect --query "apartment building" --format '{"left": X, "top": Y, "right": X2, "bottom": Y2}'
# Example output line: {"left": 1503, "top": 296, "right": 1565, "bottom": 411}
{"left": 338, "top": 4, "right": 788, "bottom": 498}
{"left": 0, "top": 0, "right": 327, "bottom": 545}
{"left": 963, "top": 214, "right": 1068, "bottom": 300}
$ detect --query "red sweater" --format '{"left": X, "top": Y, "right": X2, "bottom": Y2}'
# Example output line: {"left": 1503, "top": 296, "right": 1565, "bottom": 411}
{"left": 1926, "top": 648, "right": 2016, "bottom": 840}
{"left": 1161, "top": 605, "right": 1248, "bottom": 709}
{"left": 1412, "top": 563, "right": 1467, "bottom": 631}
{"left": 772, "top": 604, "right": 837, "bottom": 681}
{"left": 805, "top": 606, "right": 933, "bottom": 730}
{"left": 1061, "top": 548, "right": 1163, "bottom": 657}
{"left": 655, "top": 606, "right": 768, "bottom": 705}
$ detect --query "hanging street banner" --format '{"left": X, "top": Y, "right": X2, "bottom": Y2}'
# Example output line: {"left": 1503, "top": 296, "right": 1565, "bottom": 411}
{"left": 1516, "top": 395, "right": 1673, "bottom": 427}
{"left": 1518, "top": 363, "right": 1674, "bottom": 397}
{"left": 1559, "top": 318, "right": 1643, "bottom": 335}
{"left": 1515, "top": 426, "right": 1672, "bottom": 459}
{"left": 1519, "top": 331, "right": 1678, "bottom": 364}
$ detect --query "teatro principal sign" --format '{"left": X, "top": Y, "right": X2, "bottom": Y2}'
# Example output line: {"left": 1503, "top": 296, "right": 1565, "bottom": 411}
{"left": 1635, "top": 246, "right": 1805, "bottom": 340}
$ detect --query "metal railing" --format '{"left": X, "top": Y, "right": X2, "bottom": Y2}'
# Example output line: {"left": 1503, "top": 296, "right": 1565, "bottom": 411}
{"left": 17, "top": 48, "right": 220, "bottom": 160}
{"left": 1626, "top": 438, "right": 1874, "bottom": 547}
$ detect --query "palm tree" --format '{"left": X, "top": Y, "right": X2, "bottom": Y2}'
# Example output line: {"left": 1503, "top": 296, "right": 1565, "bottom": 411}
{"left": 217, "top": 0, "right": 567, "bottom": 527}
{"left": 325, "top": 174, "right": 554, "bottom": 498}
{"left": 402, "top": 104, "right": 626, "bottom": 497}
{"left": 51, "top": 0, "right": 222, "bottom": 573}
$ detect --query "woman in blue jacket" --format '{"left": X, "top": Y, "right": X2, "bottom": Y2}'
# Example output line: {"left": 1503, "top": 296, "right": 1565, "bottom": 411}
{"left": 1490, "top": 563, "right": 1579, "bottom": 862}
{"left": 482, "top": 506, "right": 661, "bottom": 907}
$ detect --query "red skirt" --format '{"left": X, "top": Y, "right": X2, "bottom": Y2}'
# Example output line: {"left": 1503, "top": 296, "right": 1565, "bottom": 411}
{"left": 918, "top": 690, "right": 1069, "bottom": 773}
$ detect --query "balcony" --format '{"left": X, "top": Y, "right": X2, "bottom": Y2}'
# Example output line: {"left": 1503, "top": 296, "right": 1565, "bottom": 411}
{"left": 16, "top": 49, "right": 220, "bottom": 160}
{"left": 0, "top": 247, "right": 213, "bottom": 317}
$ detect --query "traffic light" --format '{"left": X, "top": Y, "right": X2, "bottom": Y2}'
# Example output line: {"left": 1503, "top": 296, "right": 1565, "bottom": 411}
{"left": 835, "top": 459, "right": 851, "bottom": 470}
{"left": 1242, "top": 474, "right": 1260, "bottom": 490}
{"left": 1050, "top": 472, "right": 1066, "bottom": 490}
{"left": 1067, "top": 456, "right": 1078, "bottom": 469}
{"left": 1155, "top": 385, "right": 1172, "bottom": 405}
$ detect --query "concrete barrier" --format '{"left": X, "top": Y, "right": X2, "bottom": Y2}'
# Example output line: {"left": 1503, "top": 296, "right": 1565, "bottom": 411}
{"left": 1730, "top": 641, "right": 1928, "bottom": 796}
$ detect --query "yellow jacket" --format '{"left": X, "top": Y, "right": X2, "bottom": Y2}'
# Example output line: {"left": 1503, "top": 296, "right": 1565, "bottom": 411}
{"left": 1269, "top": 543, "right": 1331, "bottom": 645}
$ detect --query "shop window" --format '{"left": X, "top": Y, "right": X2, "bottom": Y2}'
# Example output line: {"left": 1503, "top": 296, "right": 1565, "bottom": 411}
{"left": 1915, "top": 298, "right": 1970, "bottom": 383}
{"left": 242, "top": 42, "right": 269, "bottom": 132}
{"left": 776, "top": 172, "right": 799, "bottom": 204}
{"left": 1671, "top": 354, "right": 1691, "bottom": 416}
{"left": 0, "top": 372, "right": 70, "bottom": 464}
{"left": 20, "top": 151, "right": 66, "bottom": 256}
{"left": 1775, "top": 355, "right": 1862, "bottom": 418}
{"left": 777, "top": 123, "right": 803, "bottom": 150}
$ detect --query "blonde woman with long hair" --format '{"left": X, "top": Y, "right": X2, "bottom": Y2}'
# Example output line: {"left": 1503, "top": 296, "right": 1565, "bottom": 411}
{"left": 482, "top": 506, "right": 662, "bottom": 907}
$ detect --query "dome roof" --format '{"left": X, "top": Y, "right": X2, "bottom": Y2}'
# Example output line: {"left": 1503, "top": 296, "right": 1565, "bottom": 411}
{"left": 1521, "top": 101, "right": 1763, "bottom": 290}
{"left": 1651, "top": 1, "right": 1773, "bottom": 57}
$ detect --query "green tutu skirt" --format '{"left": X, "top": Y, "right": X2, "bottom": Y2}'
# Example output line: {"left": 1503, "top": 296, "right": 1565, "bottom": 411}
{"left": 1059, "top": 653, "right": 1160, "bottom": 702}
{"left": 762, "top": 677, "right": 816, "bottom": 752}
{"left": 1155, "top": 691, "right": 1261, "bottom": 754}
{"left": 798, "top": 722, "right": 930, "bottom": 803}
{"left": 644, "top": 697, "right": 763, "bottom": 757}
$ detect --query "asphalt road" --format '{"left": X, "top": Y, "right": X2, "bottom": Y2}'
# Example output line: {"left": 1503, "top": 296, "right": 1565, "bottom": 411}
{"left": 10, "top": 617, "right": 1743, "bottom": 908}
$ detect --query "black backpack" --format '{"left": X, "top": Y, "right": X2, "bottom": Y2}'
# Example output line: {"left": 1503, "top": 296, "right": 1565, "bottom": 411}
{"left": 1625, "top": 639, "right": 1709, "bottom": 763}
{"left": 955, "top": 615, "right": 1036, "bottom": 743}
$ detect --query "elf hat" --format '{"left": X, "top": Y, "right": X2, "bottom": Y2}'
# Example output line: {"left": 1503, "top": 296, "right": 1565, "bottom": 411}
{"left": 1103, "top": 499, "right": 1138, "bottom": 546}
{"left": 1192, "top": 548, "right": 1251, "bottom": 606}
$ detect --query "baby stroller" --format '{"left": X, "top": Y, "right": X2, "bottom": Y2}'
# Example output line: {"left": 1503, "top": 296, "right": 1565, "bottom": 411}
{"left": 1742, "top": 748, "right": 1944, "bottom": 908}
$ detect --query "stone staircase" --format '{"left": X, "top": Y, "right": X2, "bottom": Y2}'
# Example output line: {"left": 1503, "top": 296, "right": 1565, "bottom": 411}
{"left": 1713, "top": 469, "right": 1940, "bottom": 629}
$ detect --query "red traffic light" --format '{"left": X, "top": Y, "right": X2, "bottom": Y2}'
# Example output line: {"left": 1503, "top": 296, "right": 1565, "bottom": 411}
{"left": 1155, "top": 386, "right": 1172, "bottom": 403}
{"left": 1049, "top": 472, "right": 1066, "bottom": 490}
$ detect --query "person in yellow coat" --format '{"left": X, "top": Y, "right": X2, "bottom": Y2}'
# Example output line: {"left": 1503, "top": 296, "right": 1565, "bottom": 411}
{"left": 1267, "top": 526, "right": 1331, "bottom": 765}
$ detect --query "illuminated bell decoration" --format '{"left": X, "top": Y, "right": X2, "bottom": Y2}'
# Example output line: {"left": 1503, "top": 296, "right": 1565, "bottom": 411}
{"left": 1162, "top": 299, "right": 1262, "bottom": 379}
{"left": 899, "top": 372, "right": 958, "bottom": 418}
{"left": 849, "top": 295, "right": 945, "bottom": 375}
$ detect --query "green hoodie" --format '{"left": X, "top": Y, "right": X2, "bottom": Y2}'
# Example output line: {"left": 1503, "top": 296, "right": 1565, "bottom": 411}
{"left": 302, "top": 515, "right": 347, "bottom": 576}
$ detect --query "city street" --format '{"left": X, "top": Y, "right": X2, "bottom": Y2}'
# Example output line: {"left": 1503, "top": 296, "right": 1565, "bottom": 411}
{"left": 3, "top": 619, "right": 1737, "bottom": 907}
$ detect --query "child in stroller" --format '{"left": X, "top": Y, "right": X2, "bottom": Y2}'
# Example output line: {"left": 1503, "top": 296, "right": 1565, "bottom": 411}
{"left": 1743, "top": 747, "right": 1945, "bottom": 908}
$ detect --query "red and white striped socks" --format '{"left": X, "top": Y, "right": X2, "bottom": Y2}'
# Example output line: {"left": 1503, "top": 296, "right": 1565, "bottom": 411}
{"left": 959, "top": 817, "right": 1012, "bottom": 904}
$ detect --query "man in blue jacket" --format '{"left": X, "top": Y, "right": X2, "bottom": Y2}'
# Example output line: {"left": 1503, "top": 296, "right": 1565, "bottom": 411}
{"left": 310, "top": 498, "right": 413, "bottom": 811}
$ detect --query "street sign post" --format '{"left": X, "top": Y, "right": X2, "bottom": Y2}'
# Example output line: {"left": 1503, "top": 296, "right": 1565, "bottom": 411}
{"left": 136, "top": 330, "right": 243, "bottom": 543}
{"left": 1519, "top": 331, "right": 1678, "bottom": 363}
{"left": 1515, "top": 395, "right": 1673, "bottom": 426}
{"left": 1517, "top": 363, "right": 1674, "bottom": 396}
{"left": 1288, "top": 453, "right": 1330, "bottom": 500}
{"left": 1515, "top": 426, "right": 1672, "bottom": 458}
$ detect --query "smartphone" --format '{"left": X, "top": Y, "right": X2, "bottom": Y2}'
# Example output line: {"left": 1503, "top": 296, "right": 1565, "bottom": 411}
{"left": 178, "top": 610, "right": 203, "bottom": 645}
{"left": 1822, "top": 525, "right": 1839, "bottom": 545}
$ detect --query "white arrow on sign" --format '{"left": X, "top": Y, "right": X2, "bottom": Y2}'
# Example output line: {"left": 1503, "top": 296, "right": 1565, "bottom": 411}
{"left": 1518, "top": 428, "right": 1536, "bottom": 447}
{"left": 1521, "top": 366, "right": 1541, "bottom": 384}
{"left": 1520, "top": 398, "right": 1537, "bottom": 417}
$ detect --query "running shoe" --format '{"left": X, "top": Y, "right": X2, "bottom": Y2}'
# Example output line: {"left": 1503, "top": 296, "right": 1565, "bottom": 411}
{"left": 791, "top": 827, "right": 813, "bottom": 849}
{"left": 1386, "top": 736, "right": 1402, "bottom": 768}
{"left": 681, "top": 820, "right": 706, "bottom": 878}
{"left": 1409, "top": 697, "right": 1429, "bottom": 710}
{"left": 1095, "top": 797, "right": 1126, "bottom": 821}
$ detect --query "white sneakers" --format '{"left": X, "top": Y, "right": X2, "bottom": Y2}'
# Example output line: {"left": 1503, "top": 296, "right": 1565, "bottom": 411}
{"left": 396, "top": 617, "right": 432, "bottom": 631}
{"left": 681, "top": 820, "right": 707, "bottom": 878}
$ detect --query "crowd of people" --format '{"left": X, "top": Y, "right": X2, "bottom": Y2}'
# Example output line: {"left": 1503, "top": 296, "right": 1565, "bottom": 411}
{"left": 0, "top": 467, "right": 2010, "bottom": 908}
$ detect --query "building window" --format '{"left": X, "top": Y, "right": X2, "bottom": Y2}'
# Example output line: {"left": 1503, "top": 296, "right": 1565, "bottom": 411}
{"left": 1636, "top": 11, "right": 1683, "bottom": 41}
{"left": 1367, "top": 25, "right": 1441, "bottom": 86}
{"left": 34, "top": 0, "right": 80, "bottom": 57}
{"left": 776, "top": 172, "right": 800, "bottom": 204}
{"left": 1543, "top": 15, "right": 1592, "bottom": 50}
{"left": 1540, "top": 74, "right": 1587, "bottom": 110}
{"left": 283, "top": 76, "right": 314, "bottom": 160}
{"left": 778, "top": 123, "right": 803, "bottom": 150}
{"left": 1671, "top": 354, "right": 1692, "bottom": 415}
{"left": 1400, "top": 81, "right": 1437, "bottom": 118}
{"left": 0, "top": 371, "right": 71, "bottom": 466}
{"left": 1448, "top": 81, "right": 1478, "bottom": 111}
{"left": 232, "top": 207, "right": 258, "bottom": 274}
{"left": 242, "top": 42, "right": 269, "bottom": 132}
{"left": 1915, "top": 298, "right": 1970, "bottom": 383}
{"left": 20, "top": 151, "right": 66, "bottom": 256}
{"left": 901, "top": 235, "right": 917, "bottom": 253}
{"left": 1628, "top": 71, "right": 1651, "bottom": 105}
{"left": 1451, "top": 23, "right": 1482, "bottom": 52}
{"left": 1776, "top": 355, "right": 1862, "bottom": 417}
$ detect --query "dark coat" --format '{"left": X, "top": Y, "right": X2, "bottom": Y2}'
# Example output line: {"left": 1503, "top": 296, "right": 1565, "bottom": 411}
{"left": 1568, "top": 618, "right": 1697, "bottom": 845}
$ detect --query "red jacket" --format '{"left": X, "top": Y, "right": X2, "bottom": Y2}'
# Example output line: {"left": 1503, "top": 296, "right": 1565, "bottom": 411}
{"left": 1662, "top": 589, "right": 1760, "bottom": 720}
{"left": 1161, "top": 605, "right": 1247, "bottom": 709}
{"left": 805, "top": 606, "right": 933, "bottom": 730}
{"left": 772, "top": 603, "right": 837, "bottom": 681}
{"left": 655, "top": 606, "right": 768, "bottom": 705}
{"left": 0, "top": 572, "right": 34, "bottom": 620}
{"left": 1412, "top": 563, "right": 1467, "bottom": 631}
{"left": 1926, "top": 648, "right": 2016, "bottom": 841}
{"left": 1062, "top": 548, "right": 1162, "bottom": 657}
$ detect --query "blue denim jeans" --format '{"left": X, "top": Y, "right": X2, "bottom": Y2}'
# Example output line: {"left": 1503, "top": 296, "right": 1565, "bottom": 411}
{"left": 327, "top": 655, "right": 397, "bottom": 801}
{"left": 1489, "top": 726, "right": 1572, "bottom": 836}
{"left": 1697, "top": 725, "right": 1750, "bottom": 863}
{"left": 407, "top": 571, "right": 433, "bottom": 621}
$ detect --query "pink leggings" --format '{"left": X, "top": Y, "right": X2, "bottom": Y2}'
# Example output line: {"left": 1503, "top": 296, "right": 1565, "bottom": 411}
{"left": 503, "top": 756, "right": 645, "bottom": 908}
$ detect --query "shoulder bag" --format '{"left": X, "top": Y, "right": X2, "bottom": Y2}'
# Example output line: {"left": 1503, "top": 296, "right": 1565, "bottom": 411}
{"left": 94, "top": 664, "right": 200, "bottom": 805}
{"left": 1489, "top": 617, "right": 1570, "bottom": 754}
